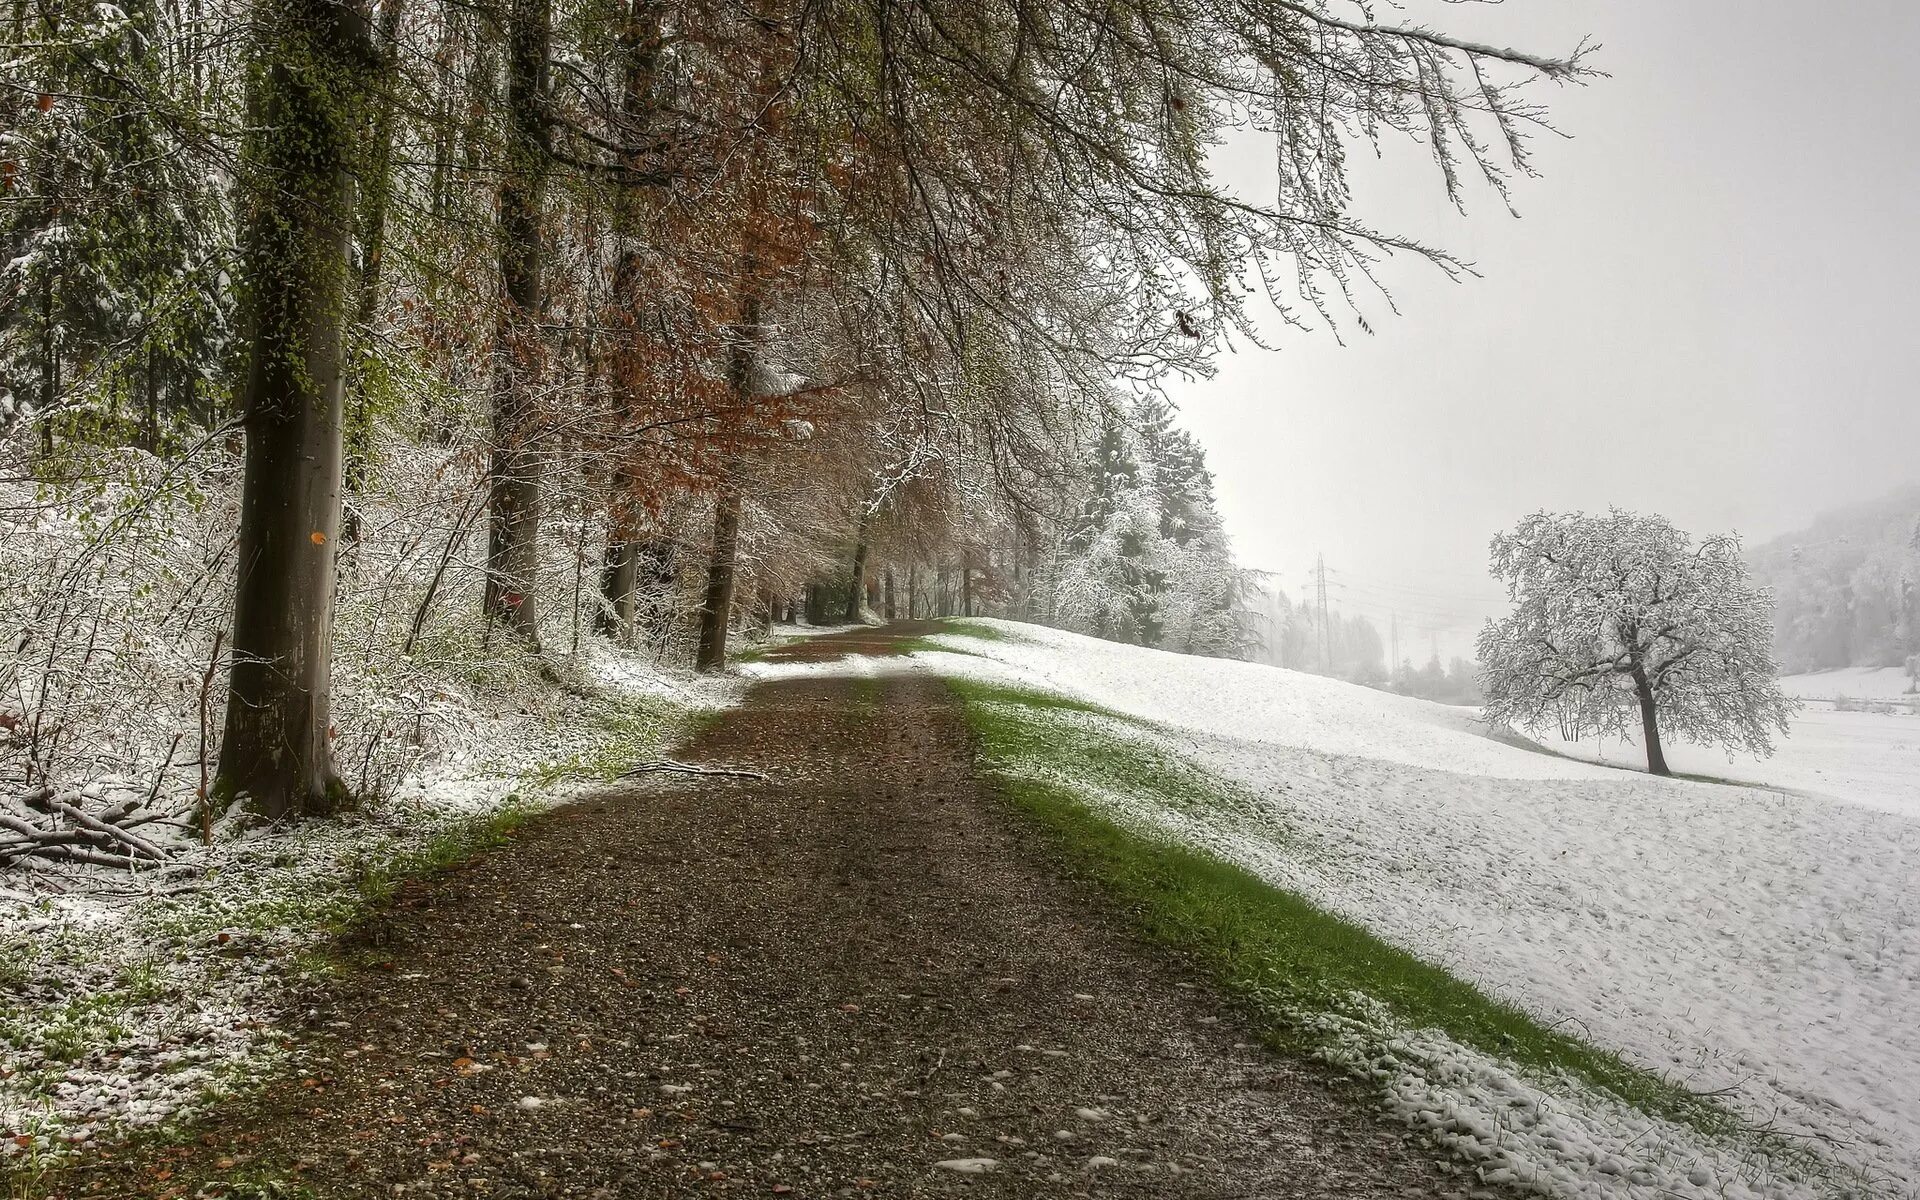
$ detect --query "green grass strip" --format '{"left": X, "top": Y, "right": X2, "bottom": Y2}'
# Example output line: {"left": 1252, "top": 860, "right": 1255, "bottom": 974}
{"left": 946, "top": 677, "right": 1735, "bottom": 1140}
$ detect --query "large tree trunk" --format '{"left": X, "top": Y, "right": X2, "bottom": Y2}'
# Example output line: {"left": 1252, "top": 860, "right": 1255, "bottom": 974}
{"left": 695, "top": 486, "right": 740, "bottom": 671}
{"left": 597, "top": 463, "right": 641, "bottom": 638}
{"left": 339, "top": 0, "right": 406, "bottom": 545}
{"left": 845, "top": 511, "right": 870, "bottom": 623}
{"left": 216, "top": 0, "right": 376, "bottom": 820}
{"left": 803, "top": 584, "right": 830, "bottom": 626}
{"left": 597, "top": 537, "right": 637, "bottom": 639}
{"left": 483, "top": 0, "right": 551, "bottom": 646}
{"left": 596, "top": 11, "right": 665, "bottom": 631}
{"left": 693, "top": 289, "right": 762, "bottom": 671}
{"left": 1632, "top": 666, "right": 1671, "bottom": 776}
{"left": 883, "top": 567, "right": 895, "bottom": 620}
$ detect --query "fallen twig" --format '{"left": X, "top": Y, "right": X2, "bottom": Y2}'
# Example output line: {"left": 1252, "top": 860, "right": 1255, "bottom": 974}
{"left": 620, "top": 759, "right": 770, "bottom": 782}
{"left": 49, "top": 799, "right": 169, "bottom": 860}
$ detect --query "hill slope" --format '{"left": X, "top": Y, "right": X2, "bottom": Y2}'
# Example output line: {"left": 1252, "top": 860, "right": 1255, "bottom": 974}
{"left": 884, "top": 621, "right": 1920, "bottom": 1199}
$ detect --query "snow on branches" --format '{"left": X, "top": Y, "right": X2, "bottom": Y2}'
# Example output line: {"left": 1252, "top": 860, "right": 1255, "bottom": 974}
{"left": 1476, "top": 509, "right": 1797, "bottom": 775}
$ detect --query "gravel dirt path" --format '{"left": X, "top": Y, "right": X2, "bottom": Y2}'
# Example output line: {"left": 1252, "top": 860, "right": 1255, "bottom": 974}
{"left": 71, "top": 623, "right": 1464, "bottom": 1198}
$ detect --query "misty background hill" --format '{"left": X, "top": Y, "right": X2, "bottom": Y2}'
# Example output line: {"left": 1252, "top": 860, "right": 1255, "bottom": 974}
{"left": 1750, "top": 485, "right": 1920, "bottom": 675}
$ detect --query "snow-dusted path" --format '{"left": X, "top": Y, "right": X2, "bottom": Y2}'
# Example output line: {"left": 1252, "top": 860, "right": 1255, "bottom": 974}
{"left": 902, "top": 622, "right": 1920, "bottom": 1197}
{"left": 66, "top": 624, "right": 1462, "bottom": 1199}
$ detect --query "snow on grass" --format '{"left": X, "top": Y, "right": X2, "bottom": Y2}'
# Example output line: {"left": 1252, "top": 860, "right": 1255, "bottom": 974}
{"left": 1539, "top": 705, "right": 1920, "bottom": 821}
{"left": 1780, "top": 667, "right": 1918, "bottom": 702}
{"left": 897, "top": 619, "right": 1918, "bottom": 1199}
{"left": 0, "top": 651, "right": 733, "bottom": 1167}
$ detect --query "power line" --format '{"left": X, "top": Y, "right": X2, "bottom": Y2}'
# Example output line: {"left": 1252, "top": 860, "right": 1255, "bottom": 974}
{"left": 1315, "top": 553, "right": 1330, "bottom": 674}
{"left": 1322, "top": 570, "right": 1507, "bottom": 606}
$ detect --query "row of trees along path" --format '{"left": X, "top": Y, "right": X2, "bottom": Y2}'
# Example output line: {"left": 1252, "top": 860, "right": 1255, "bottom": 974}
{"left": 46, "top": 0, "right": 1587, "bottom": 819}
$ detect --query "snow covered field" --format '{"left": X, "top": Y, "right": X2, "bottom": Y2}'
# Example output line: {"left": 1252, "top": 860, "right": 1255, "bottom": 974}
{"left": 1545, "top": 704, "right": 1920, "bottom": 821}
{"left": 858, "top": 622, "right": 1920, "bottom": 1199}
{"left": 1780, "top": 666, "right": 1918, "bottom": 702}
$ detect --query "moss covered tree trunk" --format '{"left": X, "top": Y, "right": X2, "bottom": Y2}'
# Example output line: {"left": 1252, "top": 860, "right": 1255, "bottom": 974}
{"left": 483, "top": 0, "right": 550, "bottom": 645}
{"left": 216, "top": 0, "right": 377, "bottom": 820}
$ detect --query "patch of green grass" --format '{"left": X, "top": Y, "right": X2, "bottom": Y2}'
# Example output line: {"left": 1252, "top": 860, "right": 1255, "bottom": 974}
{"left": 960, "top": 684, "right": 1257, "bottom": 817}
{"left": 1, "top": 991, "right": 132, "bottom": 1065}
{"left": 531, "top": 691, "right": 700, "bottom": 785}
{"left": 0, "top": 943, "right": 31, "bottom": 992}
{"left": 193, "top": 1163, "right": 319, "bottom": 1199}
{"left": 116, "top": 959, "right": 167, "bottom": 1005}
{"left": 850, "top": 674, "right": 883, "bottom": 714}
{"left": 894, "top": 618, "right": 1028, "bottom": 657}
{"left": 730, "top": 635, "right": 791, "bottom": 663}
{"left": 937, "top": 619, "right": 1024, "bottom": 643}
{"left": 351, "top": 801, "right": 534, "bottom": 914}
{"left": 947, "top": 678, "right": 1736, "bottom": 1141}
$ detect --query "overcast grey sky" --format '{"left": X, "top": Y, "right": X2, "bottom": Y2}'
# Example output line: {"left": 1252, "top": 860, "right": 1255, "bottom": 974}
{"left": 1167, "top": 0, "right": 1920, "bottom": 659}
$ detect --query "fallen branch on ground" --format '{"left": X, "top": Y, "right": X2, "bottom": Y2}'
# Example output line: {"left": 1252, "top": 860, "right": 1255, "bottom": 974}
{"left": 2, "top": 785, "right": 196, "bottom": 869}
{"left": 620, "top": 759, "right": 771, "bottom": 782}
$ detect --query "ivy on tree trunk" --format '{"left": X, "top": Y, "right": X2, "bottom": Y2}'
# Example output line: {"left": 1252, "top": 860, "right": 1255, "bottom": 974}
{"left": 216, "top": 0, "right": 378, "bottom": 820}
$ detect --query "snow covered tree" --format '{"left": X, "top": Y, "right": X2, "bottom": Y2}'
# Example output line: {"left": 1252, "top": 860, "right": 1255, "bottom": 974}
{"left": 0, "top": 0, "right": 233, "bottom": 448}
{"left": 1047, "top": 399, "right": 1242, "bottom": 656}
{"left": 1477, "top": 510, "right": 1797, "bottom": 776}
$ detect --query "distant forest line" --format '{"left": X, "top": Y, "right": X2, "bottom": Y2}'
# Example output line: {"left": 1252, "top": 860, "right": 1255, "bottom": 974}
{"left": 1750, "top": 486, "right": 1920, "bottom": 677}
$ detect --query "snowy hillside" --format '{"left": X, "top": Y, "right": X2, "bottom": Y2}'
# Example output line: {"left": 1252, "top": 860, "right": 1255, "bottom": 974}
{"left": 1545, "top": 705, "right": 1920, "bottom": 821}
{"left": 893, "top": 622, "right": 1920, "bottom": 1199}
{"left": 1780, "top": 666, "right": 1918, "bottom": 701}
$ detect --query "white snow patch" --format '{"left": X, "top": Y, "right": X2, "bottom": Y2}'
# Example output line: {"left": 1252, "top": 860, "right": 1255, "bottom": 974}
{"left": 1779, "top": 666, "right": 1917, "bottom": 703}
{"left": 1541, "top": 705, "right": 1920, "bottom": 820}
{"left": 875, "top": 620, "right": 1917, "bottom": 1198}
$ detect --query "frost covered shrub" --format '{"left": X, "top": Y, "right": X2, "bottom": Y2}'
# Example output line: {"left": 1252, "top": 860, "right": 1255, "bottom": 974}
{"left": 0, "top": 406, "right": 660, "bottom": 846}
{"left": 0, "top": 437, "right": 238, "bottom": 819}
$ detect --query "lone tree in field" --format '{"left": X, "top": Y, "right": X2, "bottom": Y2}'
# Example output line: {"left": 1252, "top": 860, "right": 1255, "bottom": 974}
{"left": 1477, "top": 510, "right": 1797, "bottom": 776}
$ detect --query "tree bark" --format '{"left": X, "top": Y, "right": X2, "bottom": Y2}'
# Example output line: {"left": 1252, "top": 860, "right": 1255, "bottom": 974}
{"left": 845, "top": 511, "right": 870, "bottom": 623}
{"left": 215, "top": 0, "right": 376, "bottom": 820}
{"left": 694, "top": 484, "right": 740, "bottom": 671}
{"left": 961, "top": 556, "right": 973, "bottom": 617}
{"left": 1632, "top": 666, "right": 1671, "bottom": 776}
{"left": 596, "top": 10, "right": 664, "bottom": 628}
{"left": 597, "top": 463, "right": 641, "bottom": 638}
{"left": 883, "top": 567, "right": 895, "bottom": 619}
{"left": 339, "top": 0, "right": 406, "bottom": 545}
{"left": 483, "top": 0, "right": 551, "bottom": 646}
{"left": 693, "top": 288, "right": 762, "bottom": 671}
{"left": 597, "top": 537, "right": 637, "bottom": 639}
